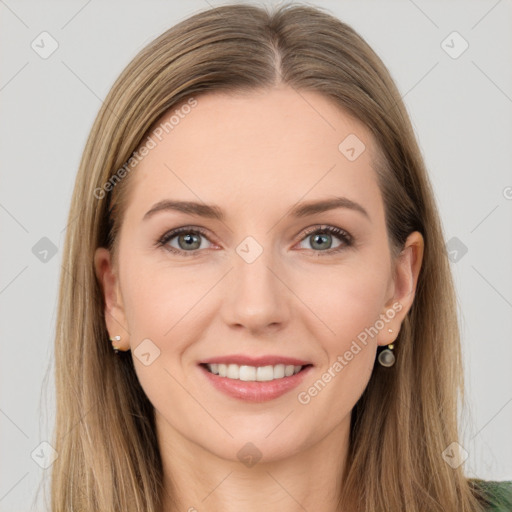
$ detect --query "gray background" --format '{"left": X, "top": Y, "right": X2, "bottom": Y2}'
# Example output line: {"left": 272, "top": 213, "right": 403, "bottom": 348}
{"left": 1, "top": 0, "right": 511, "bottom": 510}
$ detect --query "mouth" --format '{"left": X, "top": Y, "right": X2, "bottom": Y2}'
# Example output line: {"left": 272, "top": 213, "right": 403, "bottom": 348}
{"left": 197, "top": 357, "right": 314, "bottom": 402}
{"left": 200, "top": 362, "right": 312, "bottom": 382}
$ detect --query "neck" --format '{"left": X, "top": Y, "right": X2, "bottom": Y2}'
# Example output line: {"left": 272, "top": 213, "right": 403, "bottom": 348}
{"left": 158, "top": 414, "right": 351, "bottom": 512}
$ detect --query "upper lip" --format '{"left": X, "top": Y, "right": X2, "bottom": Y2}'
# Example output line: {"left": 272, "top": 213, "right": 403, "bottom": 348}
{"left": 199, "top": 355, "right": 313, "bottom": 367}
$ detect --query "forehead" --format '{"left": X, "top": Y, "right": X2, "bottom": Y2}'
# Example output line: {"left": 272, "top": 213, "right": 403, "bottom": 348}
{"left": 126, "top": 86, "right": 383, "bottom": 223}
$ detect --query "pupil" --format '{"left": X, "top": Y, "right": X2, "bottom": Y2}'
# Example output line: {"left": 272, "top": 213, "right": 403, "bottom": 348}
{"left": 312, "top": 233, "right": 331, "bottom": 250}
{"left": 180, "top": 233, "right": 199, "bottom": 249}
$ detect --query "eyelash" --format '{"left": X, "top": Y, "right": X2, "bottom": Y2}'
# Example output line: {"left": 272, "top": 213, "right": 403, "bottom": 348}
{"left": 156, "top": 225, "right": 353, "bottom": 258}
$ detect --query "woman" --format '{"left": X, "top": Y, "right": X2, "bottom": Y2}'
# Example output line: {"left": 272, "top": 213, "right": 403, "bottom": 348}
{"left": 48, "top": 3, "right": 511, "bottom": 511}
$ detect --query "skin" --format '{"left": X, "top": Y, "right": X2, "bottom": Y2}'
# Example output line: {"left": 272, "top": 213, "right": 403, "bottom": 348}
{"left": 95, "top": 85, "right": 423, "bottom": 512}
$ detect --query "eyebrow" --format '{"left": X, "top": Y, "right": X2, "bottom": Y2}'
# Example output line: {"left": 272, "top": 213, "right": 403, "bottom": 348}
{"left": 143, "top": 196, "right": 370, "bottom": 222}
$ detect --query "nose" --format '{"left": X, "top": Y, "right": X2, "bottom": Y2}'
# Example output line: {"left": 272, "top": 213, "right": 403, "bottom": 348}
{"left": 220, "top": 242, "right": 290, "bottom": 335}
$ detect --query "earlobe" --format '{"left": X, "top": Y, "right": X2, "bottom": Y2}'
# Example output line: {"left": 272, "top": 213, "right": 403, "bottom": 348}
{"left": 378, "top": 231, "right": 424, "bottom": 346}
{"left": 94, "top": 247, "right": 130, "bottom": 350}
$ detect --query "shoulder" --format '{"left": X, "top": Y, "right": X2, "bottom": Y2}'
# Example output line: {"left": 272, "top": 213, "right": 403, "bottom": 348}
{"left": 468, "top": 478, "right": 512, "bottom": 511}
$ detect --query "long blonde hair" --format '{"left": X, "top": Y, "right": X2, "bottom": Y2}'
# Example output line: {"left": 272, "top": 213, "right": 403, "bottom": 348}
{"left": 47, "top": 3, "right": 490, "bottom": 511}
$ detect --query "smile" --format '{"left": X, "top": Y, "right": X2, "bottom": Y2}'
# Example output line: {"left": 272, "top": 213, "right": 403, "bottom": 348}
{"left": 203, "top": 363, "right": 307, "bottom": 381}
{"left": 198, "top": 358, "right": 314, "bottom": 402}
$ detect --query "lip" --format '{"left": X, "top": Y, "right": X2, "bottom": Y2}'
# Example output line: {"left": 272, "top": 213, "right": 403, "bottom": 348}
{"left": 200, "top": 354, "right": 312, "bottom": 367}
{"left": 198, "top": 362, "right": 313, "bottom": 402}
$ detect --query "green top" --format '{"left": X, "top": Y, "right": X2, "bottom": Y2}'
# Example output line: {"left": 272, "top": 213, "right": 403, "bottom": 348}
{"left": 469, "top": 479, "right": 512, "bottom": 511}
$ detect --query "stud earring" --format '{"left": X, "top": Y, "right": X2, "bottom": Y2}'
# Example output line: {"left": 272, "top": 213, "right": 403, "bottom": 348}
{"left": 109, "top": 335, "right": 121, "bottom": 354}
{"left": 378, "top": 328, "right": 396, "bottom": 367}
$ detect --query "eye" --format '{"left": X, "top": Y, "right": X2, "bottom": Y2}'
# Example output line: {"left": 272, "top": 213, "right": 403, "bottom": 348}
{"left": 156, "top": 224, "right": 353, "bottom": 257}
{"left": 157, "top": 227, "right": 214, "bottom": 257}
{"left": 296, "top": 225, "right": 353, "bottom": 255}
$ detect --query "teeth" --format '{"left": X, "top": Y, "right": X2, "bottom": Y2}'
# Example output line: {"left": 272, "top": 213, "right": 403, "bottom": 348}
{"left": 227, "top": 364, "right": 239, "bottom": 379}
{"left": 205, "top": 363, "right": 303, "bottom": 381}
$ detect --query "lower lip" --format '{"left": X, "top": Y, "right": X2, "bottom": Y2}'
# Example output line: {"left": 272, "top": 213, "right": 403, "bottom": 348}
{"left": 199, "top": 364, "right": 313, "bottom": 402}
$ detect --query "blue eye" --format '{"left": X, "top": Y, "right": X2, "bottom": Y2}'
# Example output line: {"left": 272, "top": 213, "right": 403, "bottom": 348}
{"left": 297, "top": 225, "right": 353, "bottom": 254}
{"left": 157, "top": 225, "right": 353, "bottom": 257}
{"left": 158, "top": 227, "right": 212, "bottom": 257}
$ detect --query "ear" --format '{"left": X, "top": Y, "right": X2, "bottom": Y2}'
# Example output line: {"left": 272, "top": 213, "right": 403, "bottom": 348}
{"left": 94, "top": 247, "right": 130, "bottom": 351}
{"left": 377, "top": 230, "right": 424, "bottom": 347}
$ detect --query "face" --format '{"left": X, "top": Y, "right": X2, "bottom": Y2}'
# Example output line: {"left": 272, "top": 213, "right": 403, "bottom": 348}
{"left": 95, "top": 85, "right": 423, "bottom": 464}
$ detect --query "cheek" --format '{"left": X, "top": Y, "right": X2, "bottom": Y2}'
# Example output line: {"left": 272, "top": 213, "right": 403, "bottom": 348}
{"left": 300, "top": 258, "right": 389, "bottom": 349}
{"left": 294, "top": 263, "right": 388, "bottom": 418}
{"left": 121, "top": 248, "right": 390, "bottom": 342}
{"left": 119, "top": 255, "right": 216, "bottom": 349}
